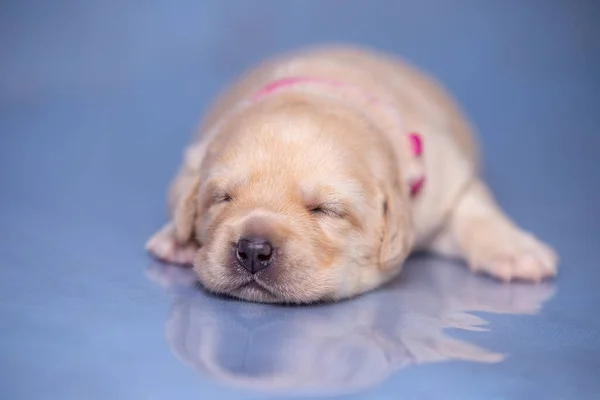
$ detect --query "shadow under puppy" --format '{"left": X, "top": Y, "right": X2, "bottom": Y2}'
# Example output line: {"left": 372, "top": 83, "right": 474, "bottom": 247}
{"left": 146, "top": 45, "right": 558, "bottom": 304}
{"left": 146, "top": 259, "right": 555, "bottom": 395}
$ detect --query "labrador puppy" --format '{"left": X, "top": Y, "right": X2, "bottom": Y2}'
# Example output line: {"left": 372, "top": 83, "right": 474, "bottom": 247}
{"left": 146, "top": 45, "right": 558, "bottom": 304}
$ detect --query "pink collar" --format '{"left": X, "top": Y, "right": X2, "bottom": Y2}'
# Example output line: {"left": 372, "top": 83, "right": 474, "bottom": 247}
{"left": 252, "top": 77, "right": 426, "bottom": 198}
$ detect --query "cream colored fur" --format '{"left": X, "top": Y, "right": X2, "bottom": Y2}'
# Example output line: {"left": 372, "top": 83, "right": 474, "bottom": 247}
{"left": 146, "top": 45, "right": 558, "bottom": 303}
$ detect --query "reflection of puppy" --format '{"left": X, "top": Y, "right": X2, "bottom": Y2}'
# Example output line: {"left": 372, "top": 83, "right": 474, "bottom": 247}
{"left": 148, "top": 259, "right": 555, "bottom": 395}
{"left": 146, "top": 45, "right": 558, "bottom": 303}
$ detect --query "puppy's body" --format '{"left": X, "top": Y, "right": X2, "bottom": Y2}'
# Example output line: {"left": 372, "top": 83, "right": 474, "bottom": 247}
{"left": 147, "top": 45, "right": 557, "bottom": 303}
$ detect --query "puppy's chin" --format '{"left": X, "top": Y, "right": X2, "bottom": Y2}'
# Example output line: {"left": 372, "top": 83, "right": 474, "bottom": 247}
{"left": 198, "top": 271, "right": 333, "bottom": 304}
{"left": 226, "top": 281, "right": 295, "bottom": 304}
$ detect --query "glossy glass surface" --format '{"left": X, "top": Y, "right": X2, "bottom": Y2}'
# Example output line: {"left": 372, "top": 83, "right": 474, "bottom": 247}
{"left": 2, "top": 1, "right": 598, "bottom": 399}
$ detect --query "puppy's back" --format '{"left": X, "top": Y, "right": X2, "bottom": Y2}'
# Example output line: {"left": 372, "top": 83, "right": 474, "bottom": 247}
{"left": 196, "top": 45, "right": 478, "bottom": 167}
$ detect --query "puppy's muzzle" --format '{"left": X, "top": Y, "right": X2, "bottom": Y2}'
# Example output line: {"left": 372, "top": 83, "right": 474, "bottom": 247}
{"left": 235, "top": 237, "right": 274, "bottom": 274}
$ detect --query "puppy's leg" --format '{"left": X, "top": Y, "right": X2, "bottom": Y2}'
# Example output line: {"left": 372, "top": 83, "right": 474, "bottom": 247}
{"left": 145, "top": 222, "right": 198, "bottom": 265}
{"left": 428, "top": 180, "right": 558, "bottom": 282}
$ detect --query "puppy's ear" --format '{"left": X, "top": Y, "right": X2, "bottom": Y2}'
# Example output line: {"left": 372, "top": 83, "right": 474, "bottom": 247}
{"left": 173, "top": 175, "right": 202, "bottom": 244}
{"left": 379, "top": 179, "right": 414, "bottom": 272}
{"left": 169, "top": 141, "right": 209, "bottom": 243}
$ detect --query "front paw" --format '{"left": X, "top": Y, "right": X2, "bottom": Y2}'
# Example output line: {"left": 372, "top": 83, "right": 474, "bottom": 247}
{"left": 145, "top": 223, "right": 198, "bottom": 266}
{"left": 467, "top": 228, "right": 558, "bottom": 283}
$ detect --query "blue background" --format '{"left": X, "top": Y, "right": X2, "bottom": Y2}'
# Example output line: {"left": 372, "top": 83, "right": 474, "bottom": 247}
{"left": 1, "top": 1, "right": 599, "bottom": 399}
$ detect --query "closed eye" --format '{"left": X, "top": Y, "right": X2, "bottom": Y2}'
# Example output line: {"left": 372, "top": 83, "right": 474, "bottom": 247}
{"left": 309, "top": 205, "right": 343, "bottom": 218}
{"left": 213, "top": 191, "right": 232, "bottom": 204}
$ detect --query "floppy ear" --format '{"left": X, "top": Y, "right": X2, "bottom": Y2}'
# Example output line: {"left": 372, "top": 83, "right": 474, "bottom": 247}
{"left": 379, "top": 178, "right": 414, "bottom": 272}
{"left": 168, "top": 141, "right": 209, "bottom": 243}
{"left": 173, "top": 174, "right": 202, "bottom": 244}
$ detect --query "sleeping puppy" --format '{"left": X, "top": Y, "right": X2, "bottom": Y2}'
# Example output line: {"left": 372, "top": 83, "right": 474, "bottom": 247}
{"left": 146, "top": 45, "right": 558, "bottom": 304}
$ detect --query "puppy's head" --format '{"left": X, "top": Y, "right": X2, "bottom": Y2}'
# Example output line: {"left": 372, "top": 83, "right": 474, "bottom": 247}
{"left": 175, "top": 96, "right": 413, "bottom": 303}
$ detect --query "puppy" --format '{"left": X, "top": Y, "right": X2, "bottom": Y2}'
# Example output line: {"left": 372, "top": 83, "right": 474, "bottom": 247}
{"left": 146, "top": 45, "right": 558, "bottom": 304}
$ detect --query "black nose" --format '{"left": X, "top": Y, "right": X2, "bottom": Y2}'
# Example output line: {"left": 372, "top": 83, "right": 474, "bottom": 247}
{"left": 236, "top": 237, "right": 274, "bottom": 274}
